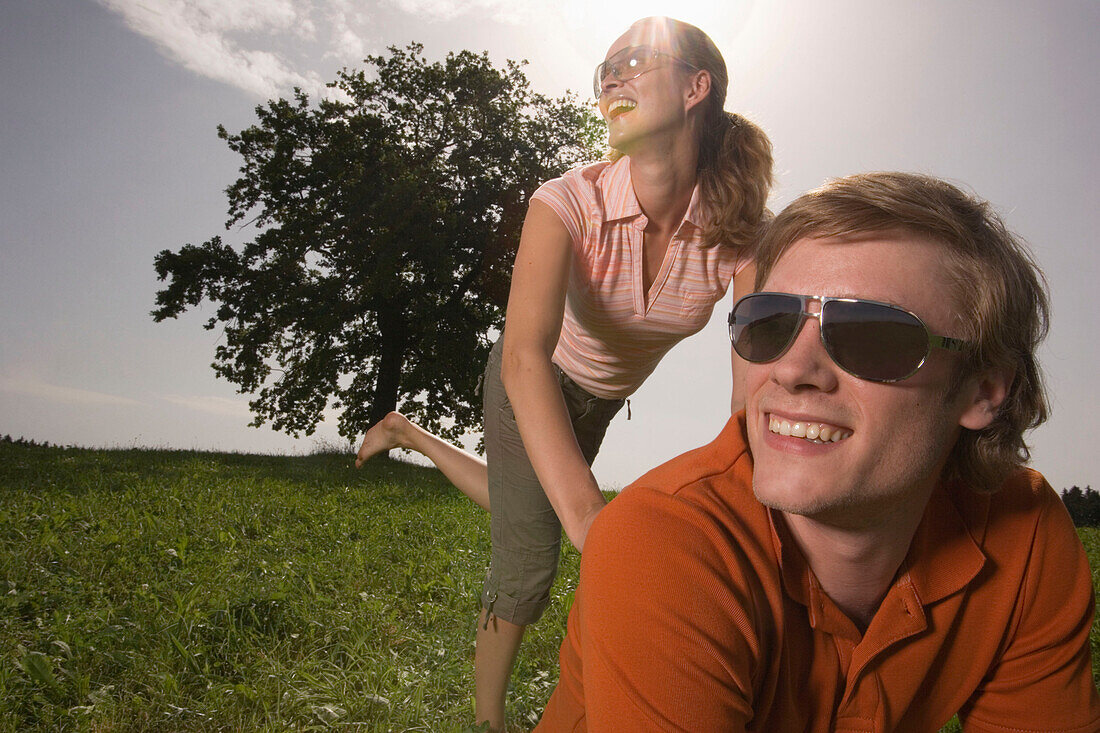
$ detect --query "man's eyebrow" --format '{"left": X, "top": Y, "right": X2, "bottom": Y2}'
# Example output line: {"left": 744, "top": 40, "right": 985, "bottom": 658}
{"left": 827, "top": 293, "right": 909, "bottom": 309}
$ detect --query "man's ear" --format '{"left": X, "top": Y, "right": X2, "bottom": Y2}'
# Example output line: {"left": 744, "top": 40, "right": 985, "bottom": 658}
{"left": 684, "top": 69, "right": 711, "bottom": 113}
{"left": 958, "top": 368, "right": 1014, "bottom": 431}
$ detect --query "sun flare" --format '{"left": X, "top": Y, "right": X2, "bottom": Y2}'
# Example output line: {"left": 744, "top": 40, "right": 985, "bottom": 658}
{"left": 557, "top": 0, "right": 749, "bottom": 54}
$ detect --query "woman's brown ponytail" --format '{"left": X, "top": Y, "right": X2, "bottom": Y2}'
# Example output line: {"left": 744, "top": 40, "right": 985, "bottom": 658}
{"left": 697, "top": 110, "right": 773, "bottom": 250}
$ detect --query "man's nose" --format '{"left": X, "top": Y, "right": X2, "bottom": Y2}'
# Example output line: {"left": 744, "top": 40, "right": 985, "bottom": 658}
{"left": 769, "top": 313, "right": 840, "bottom": 392}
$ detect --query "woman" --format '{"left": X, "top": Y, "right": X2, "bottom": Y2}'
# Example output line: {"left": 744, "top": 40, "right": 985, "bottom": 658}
{"left": 356, "top": 17, "right": 772, "bottom": 731}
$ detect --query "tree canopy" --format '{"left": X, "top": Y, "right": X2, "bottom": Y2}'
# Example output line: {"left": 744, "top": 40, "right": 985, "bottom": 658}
{"left": 153, "top": 44, "right": 603, "bottom": 443}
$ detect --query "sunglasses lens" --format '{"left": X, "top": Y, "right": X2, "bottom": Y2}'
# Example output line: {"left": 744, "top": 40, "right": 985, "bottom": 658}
{"left": 594, "top": 47, "right": 657, "bottom": 97}
{"left": 731, "top": 294, "right": 804, "bottom": 362}
{"left": 618, "top": 47, "right": 654, "bottom": 77}
{"left": 822, "top": 301, "right": 928, "bottom": 381}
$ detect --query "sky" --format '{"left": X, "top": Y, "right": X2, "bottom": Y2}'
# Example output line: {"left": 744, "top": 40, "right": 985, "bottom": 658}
{"left": 2, "top": 0, "right": 1097, "bottom": 493}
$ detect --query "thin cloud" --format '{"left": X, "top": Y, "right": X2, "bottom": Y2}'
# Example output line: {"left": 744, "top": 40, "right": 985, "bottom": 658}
{"left": 322, "top": 0, "right": 369, "bottom": 61}
{"left": 0, "top": 376, "right": 143, "bottom": 407}
{"left": 160, "top": 393, "right": 253, "bottom": 418}
{"left": 327, "top": 25, "right": 368, "bottom": 61}
{"left": 381, "top": 0, "right": 538, "bottom": 24}
{"left": 97, "top": 0, "right": 326, "bottom": 98}
{"left": 97, "top": 0, "right": 545, "bottom": 97}
{"left": 159, "top": 395, "right": 344, "bottom": 424}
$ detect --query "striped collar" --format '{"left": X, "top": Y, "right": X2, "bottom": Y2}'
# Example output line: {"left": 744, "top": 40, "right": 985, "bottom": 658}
{"left": 598, "top": 155, "right": 705, "bottom": 230}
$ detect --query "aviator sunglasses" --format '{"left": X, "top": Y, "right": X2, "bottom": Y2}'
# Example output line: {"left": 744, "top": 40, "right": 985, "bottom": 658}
{"left": 728, "top": 292, "right": 969, "bottom": 383}
{"left": 593, "top": 45, "right": 698, "bottom": 98}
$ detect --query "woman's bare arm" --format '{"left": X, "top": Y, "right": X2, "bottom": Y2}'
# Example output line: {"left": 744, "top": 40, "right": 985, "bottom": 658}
{"left": 729, "top": 260, "right": 756, "bottom": 414}
{"left": 501, "top": 200, "right": 606, "bottom": 552}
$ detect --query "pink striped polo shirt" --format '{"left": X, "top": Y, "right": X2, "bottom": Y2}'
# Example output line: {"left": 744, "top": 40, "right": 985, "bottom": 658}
{"left": 531, "top": 156, "right": 748, "bottom": 400}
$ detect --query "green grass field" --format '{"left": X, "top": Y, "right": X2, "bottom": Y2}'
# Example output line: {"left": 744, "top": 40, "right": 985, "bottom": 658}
{"left": 0, "top": 440, "right": 1096, "bottom": 731}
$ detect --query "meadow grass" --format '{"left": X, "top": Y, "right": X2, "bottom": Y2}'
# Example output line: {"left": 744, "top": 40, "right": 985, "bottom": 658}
{"left": 0, "top": 440, "right": 1096, "bottom": 731}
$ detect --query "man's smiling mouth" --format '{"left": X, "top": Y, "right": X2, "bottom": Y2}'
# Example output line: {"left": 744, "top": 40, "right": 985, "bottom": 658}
{"left": 768, "top": 413, "right": 853, "bottom": 444}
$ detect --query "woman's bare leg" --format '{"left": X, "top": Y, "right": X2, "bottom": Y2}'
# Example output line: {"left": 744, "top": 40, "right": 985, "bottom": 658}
{"left": 355, "top": 412, "right": 491, "bottom": 512}
{"left": 474, "top": 610, "right": 526, "bottom": 732}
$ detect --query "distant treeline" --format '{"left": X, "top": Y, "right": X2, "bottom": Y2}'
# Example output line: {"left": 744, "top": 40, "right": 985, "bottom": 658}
{"left": 1, "top": 434, "right": 56, "bottom": 449}
{"left": 1062, "top": 486, "right": 1100, "bottom": 528}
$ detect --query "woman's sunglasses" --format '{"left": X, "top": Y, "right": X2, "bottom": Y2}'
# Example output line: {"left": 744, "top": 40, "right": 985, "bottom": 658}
{"left": 593, "top": 45, "right": 698, "bottom": 99}
{"left": 728, "top": 292, "right": 969, "bottom": 383}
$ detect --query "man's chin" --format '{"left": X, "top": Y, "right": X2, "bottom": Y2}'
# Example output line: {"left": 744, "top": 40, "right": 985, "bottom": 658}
{"left": 752, "top": 480, "right": 806, "bottom": 514}
{"left": 751, "top": 476, "right": 840, "bottom": 518}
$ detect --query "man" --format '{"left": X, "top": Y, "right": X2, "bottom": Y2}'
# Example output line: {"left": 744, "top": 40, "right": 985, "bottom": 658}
{"left": 535, "top": 172, "right": 1099, "bottom": 731}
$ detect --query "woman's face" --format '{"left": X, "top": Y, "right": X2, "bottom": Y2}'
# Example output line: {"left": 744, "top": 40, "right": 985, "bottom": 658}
{"left": 597, "top": 21, "right": 703, "bottom": 153}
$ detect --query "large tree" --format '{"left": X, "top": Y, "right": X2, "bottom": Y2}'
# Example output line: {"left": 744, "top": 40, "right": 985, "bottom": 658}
{"left": 153, "top": 44, "right": 603, "bottom": 443}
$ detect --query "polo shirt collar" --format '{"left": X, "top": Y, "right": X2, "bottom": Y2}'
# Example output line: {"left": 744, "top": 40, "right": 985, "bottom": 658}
{"left": 770, "top": 483, "right": 987, "bottom": 620}
{"left": 599, "top": 155, "right": 705, "bottom": 229}
{"left": 899, "top": 484, "right": 986, "bottom": 605}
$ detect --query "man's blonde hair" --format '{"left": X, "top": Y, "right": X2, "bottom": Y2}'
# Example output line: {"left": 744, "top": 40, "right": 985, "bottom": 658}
{"left": 753, "top": 172, "right": 1050, "bottom": 492}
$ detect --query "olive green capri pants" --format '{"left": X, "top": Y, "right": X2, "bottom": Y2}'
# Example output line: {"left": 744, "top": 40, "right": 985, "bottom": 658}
{"left": 479, "top": 338, "right": 625, "bottom": 626}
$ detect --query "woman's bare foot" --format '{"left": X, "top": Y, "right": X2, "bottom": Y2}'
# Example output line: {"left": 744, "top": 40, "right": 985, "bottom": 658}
{"left": 355, "top": 412, "right": 411, "bottom": 467}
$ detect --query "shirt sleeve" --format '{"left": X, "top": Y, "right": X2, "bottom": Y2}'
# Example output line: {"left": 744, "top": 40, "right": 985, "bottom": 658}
{"left": 530, "top": 172, "right": 587, "bottom": 247}
{"left": 537, "top": 487, "right": 760, "bottom": 732}
{"left": 959, "top": 481, "right": 1100, "bottom": 732}
{"left": 733, "top": 253, "right": 753, "bottom": 276}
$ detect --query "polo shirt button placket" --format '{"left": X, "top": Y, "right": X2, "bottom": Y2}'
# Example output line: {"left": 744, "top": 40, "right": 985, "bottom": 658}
{"left": 834, "top": 691, "right": 879, "bottom": 733}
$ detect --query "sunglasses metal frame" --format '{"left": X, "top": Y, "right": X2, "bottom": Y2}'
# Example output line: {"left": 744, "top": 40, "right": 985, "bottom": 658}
{"left": 728, "top": 292, "right": 969, "bottom": 383}
{"left": 593, "top": 45, "right": 698, "bottom": 99}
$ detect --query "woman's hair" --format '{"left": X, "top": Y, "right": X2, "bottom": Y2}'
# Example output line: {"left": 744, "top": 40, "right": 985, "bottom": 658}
{"left": 610, "top": 17, "right": 774, "bottom": 251}
{"left": 752, "top": 172, "right": 1051, "bottom": 493}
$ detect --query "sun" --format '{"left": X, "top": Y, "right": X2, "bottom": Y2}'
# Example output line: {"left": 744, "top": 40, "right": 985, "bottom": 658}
{"left": 553, "top": 0, "right": 755, "bottom": 63}
{"left": 573, "top": 0, "right": 726, "bottom": 33}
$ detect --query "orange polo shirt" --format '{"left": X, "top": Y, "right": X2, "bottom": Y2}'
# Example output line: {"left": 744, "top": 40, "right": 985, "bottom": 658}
{"left": 536, "top": 413, "right": 1100, "bottom": 732}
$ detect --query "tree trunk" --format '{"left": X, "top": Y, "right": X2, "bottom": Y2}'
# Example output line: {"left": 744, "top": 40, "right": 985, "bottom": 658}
{"left": 369, "top": 305, "right": 407, "bottom": 425}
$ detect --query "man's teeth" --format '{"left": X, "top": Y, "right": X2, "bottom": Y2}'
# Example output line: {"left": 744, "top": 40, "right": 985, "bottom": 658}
{"left": 768, "top": 416, "right": 852, "bottom": 443}
{"left": 608, "top": 99, "right": 636, "bottom": 118}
